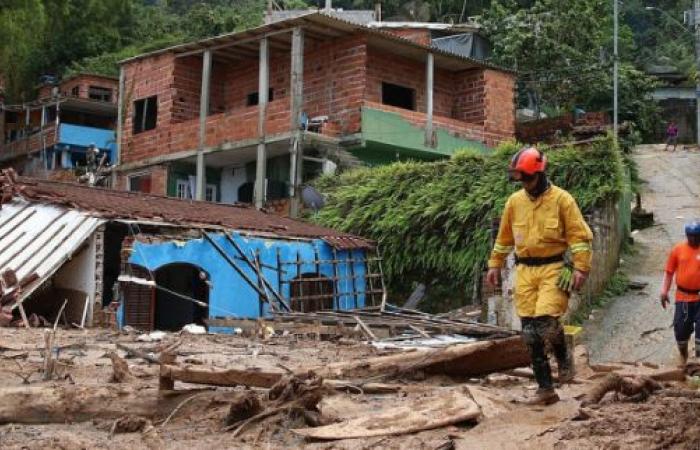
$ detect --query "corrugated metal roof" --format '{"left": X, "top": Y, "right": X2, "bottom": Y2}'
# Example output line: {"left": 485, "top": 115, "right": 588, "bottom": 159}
{"left": 0, "top": 172, "right": 375, "bottom": 250}
{"left": 0, "top": 200, "right": 104, "bottom": 302}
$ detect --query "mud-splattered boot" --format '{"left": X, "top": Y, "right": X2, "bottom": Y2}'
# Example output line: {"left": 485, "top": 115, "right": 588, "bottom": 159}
{"left": 520, "top": 388, "right": 560, "bottom": 406}
{"left": 542, "top": 316, "right": 575, "bottom": 383}
{"left": 557, "top": 352, "right": 576, "bottom": 384}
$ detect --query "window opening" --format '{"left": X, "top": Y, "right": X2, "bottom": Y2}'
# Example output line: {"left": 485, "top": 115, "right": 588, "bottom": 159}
{"left": 381, "top": 82, "right": 415, "bottom": 110}
{"left": 246, "top": 88, "right": 274, "bottom": 106}
{"left": 88, "top": 86, "right": 112, "bottom": 102}
{"left": 133, "top": 96, "right": 158, "bottom": 134}
{"left": 129, "top": 173, "right": 152, "bottom": 193}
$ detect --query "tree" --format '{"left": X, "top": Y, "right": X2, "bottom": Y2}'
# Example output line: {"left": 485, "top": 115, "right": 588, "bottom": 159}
{"left": 0, "top": 0, "right": 47, "bottom": 101}
{"left": 481, "top": 0, "right": 659, "bottom": 137}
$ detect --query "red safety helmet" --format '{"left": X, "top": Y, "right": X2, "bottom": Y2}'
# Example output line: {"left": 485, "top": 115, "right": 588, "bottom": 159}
{"left": 508, "top": 147, "right": 547, "bottom": 179}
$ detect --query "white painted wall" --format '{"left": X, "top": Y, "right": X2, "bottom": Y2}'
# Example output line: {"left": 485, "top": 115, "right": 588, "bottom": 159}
{"left": 220, "top": 165, "right": 248, "bottom": 204}
{"left": 54, "top": 233, "right": 97, "bottom": 326}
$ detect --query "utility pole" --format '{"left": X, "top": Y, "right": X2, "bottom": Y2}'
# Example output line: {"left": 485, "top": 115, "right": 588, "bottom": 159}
{"left": 695, "top": 0, "right": 700, "bottom": 146}
{"left": 613, "top": 0, "right": 619, "bottom": 140}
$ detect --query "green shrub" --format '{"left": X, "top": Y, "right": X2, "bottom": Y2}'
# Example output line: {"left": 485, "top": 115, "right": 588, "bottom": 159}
{"left": 312, "top": 136, "right": 630, "bottom": 311}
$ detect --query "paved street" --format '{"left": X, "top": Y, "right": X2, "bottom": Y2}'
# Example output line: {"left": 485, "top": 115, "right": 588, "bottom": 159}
{"left": 586, "top": 144, "right": 700, "bottom": 364}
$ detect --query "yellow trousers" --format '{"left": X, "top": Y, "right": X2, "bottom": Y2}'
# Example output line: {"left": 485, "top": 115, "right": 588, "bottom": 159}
{"left": 514, "top": 262, "right": 568, "bottom": 317}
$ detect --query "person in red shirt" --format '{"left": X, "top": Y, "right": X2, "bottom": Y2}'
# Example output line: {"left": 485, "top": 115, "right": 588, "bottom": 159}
{"left": 661, "top": 220, "right": 700, "bottom": 363}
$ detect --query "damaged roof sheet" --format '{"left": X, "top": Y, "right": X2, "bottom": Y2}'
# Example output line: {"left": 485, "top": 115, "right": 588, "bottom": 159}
{"left": 0, "top": 200, "right": 104, "bottom": 302}
{"left": 0, "top": 174, "right": 373, "bottom": 250}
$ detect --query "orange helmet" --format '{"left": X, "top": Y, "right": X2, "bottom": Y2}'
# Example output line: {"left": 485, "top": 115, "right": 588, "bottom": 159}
{"left": 509, "top": 147, "right": 546, "bottom": 178}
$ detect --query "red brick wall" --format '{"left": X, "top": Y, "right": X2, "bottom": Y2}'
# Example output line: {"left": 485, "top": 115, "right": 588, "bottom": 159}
{"left": 383, "top": 28, "right": 432, "bottom": 46}
{"left": 119, "top": 33, "right": 515, "bottom": 165}
{"left": 1, "top": 125, "right": 57, "bottom": 160}
{"left": 454, "top": 69, "right": 485, "bottom": 124}
{"left": 121, "top": 35, "right": 368, "bottom": 164}
{"left": 516, "top": 112, "right": 610, "bottom": 144}
{"left": 39, "top": 75, "right": 118, "bottom": 102}
{"left": 483, "top": 69, "right": 516, "bottom": 146}
{"left": 121, "top": 53, "right": 176, "bottom": 164}
{"left": 117, "top": 165, "right": 168, "bottom": 195}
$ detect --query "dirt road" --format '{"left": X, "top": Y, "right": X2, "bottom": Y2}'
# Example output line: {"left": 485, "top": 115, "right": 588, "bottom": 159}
{"left": 585, "top": 144, "right": 700, "bottom": 365}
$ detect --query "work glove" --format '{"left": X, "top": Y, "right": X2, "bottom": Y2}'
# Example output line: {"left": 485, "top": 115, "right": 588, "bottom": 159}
{"left": 557, "top": 264, "right": 575, "bottom": 293}
{"left": 660, "top": 293, "right": 670, "bottom": 310}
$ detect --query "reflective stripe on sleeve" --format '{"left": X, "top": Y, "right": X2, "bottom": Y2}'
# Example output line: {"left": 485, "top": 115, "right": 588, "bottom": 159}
{"left": 570, "top": 242, "right": 591, "bottom": 254}
{"left": 493, "top": 243, "right": 514, "bottom": 254}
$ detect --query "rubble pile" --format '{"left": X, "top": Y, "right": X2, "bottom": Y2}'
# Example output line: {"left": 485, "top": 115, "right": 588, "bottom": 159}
{"left": 1, "top": 313, "right": 699, "bottom": 448}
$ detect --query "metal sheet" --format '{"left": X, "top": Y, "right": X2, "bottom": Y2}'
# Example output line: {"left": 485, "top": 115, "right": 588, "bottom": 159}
{"left": 0, "top": 199, "right": 104, "bottom": 302}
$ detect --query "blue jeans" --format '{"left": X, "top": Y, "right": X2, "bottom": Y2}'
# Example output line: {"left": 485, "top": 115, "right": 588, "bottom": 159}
{"left": 673, "top": 302, "right": 700, "bottom": 353}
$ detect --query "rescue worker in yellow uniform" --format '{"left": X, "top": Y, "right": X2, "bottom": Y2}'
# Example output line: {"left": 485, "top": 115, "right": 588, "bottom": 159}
{"left": 486, "top": 147, "right": 593, "bottom": 405}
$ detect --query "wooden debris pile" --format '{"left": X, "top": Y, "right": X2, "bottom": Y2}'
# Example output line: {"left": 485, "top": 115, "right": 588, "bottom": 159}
{"left": 269, "top": 305, "right": 515, "bottom": 342}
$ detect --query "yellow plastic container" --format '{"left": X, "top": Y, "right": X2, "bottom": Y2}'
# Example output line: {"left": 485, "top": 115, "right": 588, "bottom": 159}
{"left": 564, "top": 325, "right": 583, "bottom": 348}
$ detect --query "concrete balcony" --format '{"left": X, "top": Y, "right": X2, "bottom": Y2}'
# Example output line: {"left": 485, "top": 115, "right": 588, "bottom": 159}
{"left": 350, "top": 101, "right": 491, "bottom": 165}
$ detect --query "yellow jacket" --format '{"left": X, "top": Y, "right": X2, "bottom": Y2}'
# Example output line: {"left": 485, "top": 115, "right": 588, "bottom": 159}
{"left": 488, "top": 184, "right": 593, "bottom": 272}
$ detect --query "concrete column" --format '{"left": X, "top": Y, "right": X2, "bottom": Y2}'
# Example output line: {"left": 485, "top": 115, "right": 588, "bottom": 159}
{"left": 254, "top": 38, "right": 269, "bottom": 210}
{"left": 289, "top": 27, "right": 304, "bottom": 218}
{"left": 115, "top": 66, "right": 125, "bottom": 167}
{"left": 24, "top": 105, "right": 30, "bottom": 136}
{"left": 425, "top": 52, "right": 434, "bottom": 147}
{"left": 196, "top": 49, "right": 212, "bottom": 201}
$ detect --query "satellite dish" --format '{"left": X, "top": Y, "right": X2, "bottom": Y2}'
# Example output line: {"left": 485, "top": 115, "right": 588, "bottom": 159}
{"left": 301, "top": 185, "right": 326, "bottom": 211}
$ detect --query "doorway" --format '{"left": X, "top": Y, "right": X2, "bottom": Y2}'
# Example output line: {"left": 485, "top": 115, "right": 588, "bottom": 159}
{"left": 154, "top": 263, "right": 209, "bottom": 331}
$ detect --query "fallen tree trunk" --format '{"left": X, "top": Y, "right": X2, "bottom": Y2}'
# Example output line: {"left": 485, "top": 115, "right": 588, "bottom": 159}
{"left": 0, "top": 386, "right": 206, "bottom": 424}
{"left": 159, "top": 337, "right": 530, "bottom": 390}
{"left": 581, "top": 373, "right": 662, "bottom": 406}
{"left": 318, "top": 336, "right": 530, "bottom": 380}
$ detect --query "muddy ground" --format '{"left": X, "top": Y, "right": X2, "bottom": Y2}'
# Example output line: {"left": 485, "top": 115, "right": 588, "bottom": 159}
{"left": 1, "top": 326, "right": 700, "bottom": 450}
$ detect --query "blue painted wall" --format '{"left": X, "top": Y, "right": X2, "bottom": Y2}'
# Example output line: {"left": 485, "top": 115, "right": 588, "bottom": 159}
{"left": 122, "top": 232, "right": 369, "bottom": 330}
{"left": 58, "top": 123, "right": 116, "bottom": 163}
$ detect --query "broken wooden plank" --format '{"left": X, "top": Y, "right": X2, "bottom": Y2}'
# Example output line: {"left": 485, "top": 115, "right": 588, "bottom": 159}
{"left": 17, "top": 303, "right": 30, "bottom": 329}
{"left": 292, "top": 388, "right": 480, "bottom": 440}
{"left": 408, "top": 324, "right": 431, "bottom": 338}
{"left": 116, "top": 342, "right": 160, "bottom": 364}
{"left": 353, "top": 315, "right": 377, "bottom": 341}
{"left": 160, "top": 364, "right": 284, "bottom": 389}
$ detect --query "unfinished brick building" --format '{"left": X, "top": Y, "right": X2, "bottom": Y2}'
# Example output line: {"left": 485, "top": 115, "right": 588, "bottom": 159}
{"left": 0, "top": 74, "right": 118, "bottom": 176}
{"left": 115, "top": 12, "right": 516, "bottom": 213}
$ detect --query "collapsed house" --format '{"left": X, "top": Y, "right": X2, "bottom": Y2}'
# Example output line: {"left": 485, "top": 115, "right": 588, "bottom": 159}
{"left": 0, "top": 170, "right": 378, "bottom": 331}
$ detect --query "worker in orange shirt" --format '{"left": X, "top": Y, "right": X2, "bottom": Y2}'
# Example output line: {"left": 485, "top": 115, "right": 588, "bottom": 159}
{"left": 661, "top": 220, "right": 700, "bottom": 364}
{"left": 487, "top": 147, "right": 593, "bottom": 405}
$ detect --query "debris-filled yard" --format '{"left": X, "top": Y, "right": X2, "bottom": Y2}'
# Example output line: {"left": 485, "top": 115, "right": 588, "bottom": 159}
{"left": 2, "top": 320, "right": 700, "bottom": 450}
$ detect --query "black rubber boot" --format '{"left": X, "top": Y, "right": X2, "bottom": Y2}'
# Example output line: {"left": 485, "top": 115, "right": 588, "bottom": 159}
{"left": 518, "top": 318, "right": 559, "bottom": 406}
{"left": 542, "top": 317, "right": 574, "bottom": 383}
{"left": 522, "top": 318, "right": 554, "bottom": 390}
{"left": 678, "top": 340, "right": 689, "bottom": 366}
